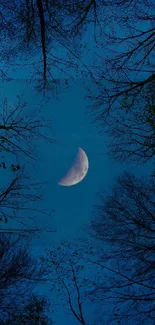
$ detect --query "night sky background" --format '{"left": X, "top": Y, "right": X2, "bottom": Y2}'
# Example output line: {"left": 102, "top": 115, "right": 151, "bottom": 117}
{"left": 0, "top": 1, "right": 154, "bottom": 325}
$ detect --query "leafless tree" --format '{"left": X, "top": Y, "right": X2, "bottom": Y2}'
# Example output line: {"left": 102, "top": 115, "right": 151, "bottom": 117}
{"left": 2, "top": 294, "right": 53, "bottom": 325}
{"left": 89, "top": 172, "right": 155, "bottom": 324}
{"left": 86, "top": 0, "right": 155, "bottom": 121}
{"left": 0, "top": 95, "right": 56, "bottom": 162}
{"left": 0, "top": 95, "right": 56, "bottom": 234}
{"left": 104, "top": 79, "right": 155, "bottom": 165}
{"left": 41, "top": 240, "right": 105, "bottom": 325}
{"left": 0, "top": 0, "right": 103, "bottom": 91}
{"left": 0, "top": 169, "right": 55, "bottom": 235}
{"left": 0, "top": 233, "right": 52, "bottom": 324}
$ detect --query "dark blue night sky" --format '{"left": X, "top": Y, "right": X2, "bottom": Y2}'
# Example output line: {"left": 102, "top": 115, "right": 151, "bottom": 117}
{"left": 0, "top": 1, "right": 154, "bottom": 324}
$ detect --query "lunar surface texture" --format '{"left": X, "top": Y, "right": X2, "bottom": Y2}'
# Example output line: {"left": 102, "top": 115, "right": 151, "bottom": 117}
{"left": 58, "top": 147, "right": 89, "bottom": 186}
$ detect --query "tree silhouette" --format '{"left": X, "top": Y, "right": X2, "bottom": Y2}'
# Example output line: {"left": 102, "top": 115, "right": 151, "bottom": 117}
{"left": 0, "top": 96, "right": 56, "bottom": 161}
{"left": 105, "top": 79, "right": 155, "bottom": 164}
{"left": 2, "top": 294, "right": 52, "bottom": 325}
{"left": 0, "top": 233, "right": 52, "bottom": 324}
{"left": 41, "top": 240, "right": 105, "bottom": 325}
{"left": 0, "top": 169, "right": 54, "bottom": 234}
{"left": 0, "top": 0, "right": 102, "bottom": 91}
{"left": 0, "top": 95, "right": 56, "bottom": 234}
{"left": 86, "top": 0, "right": 155, "bottom": 121}
{"left": 89, "top": 172, "right": 155, "bottom": 324}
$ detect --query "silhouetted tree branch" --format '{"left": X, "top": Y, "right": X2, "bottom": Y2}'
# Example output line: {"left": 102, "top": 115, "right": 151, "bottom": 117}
{"left": 0, "top": 233, "right": 52, "bottom": 324}
{"left": 0, "top": 0, "right": 102, "bottom": 91}
{"left": 2, "top": 294, "right": 53, "bottom": 325}
{"left": 0, "top": 96, "right": 56, "bottom": 161}
{"left": 41, "top": 240, "right": 104, "bottom": 324}
{"left": 0, "top": 168, "right": 56, "bottom": 235}
{"left": 86, "top": 0, "right": 155, "bottom": 121}
{"left": 105, "top": 79, "right": 155, "bottom": 164}
{"left": 89, "top": 172, "right": 155, "bottom": 324}
{"left": 0, "top": 95, "right": 56, "bottom": 235}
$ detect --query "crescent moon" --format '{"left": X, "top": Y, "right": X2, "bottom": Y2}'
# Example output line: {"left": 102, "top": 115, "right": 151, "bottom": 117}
{"left": 58, "top": 147, "right": 89, "bottom": 186}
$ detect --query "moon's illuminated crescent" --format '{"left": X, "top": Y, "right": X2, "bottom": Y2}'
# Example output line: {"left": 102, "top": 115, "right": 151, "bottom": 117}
{"left": 58, "top": 147, "right": 89, "bottom": 186}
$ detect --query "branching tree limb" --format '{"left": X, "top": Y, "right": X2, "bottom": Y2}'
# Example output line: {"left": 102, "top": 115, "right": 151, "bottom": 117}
{"left": 89, "top": 172, "right": 155, "bottom": 324}
{"left": 0, "top": 233, "right": 53, "bottom": 324}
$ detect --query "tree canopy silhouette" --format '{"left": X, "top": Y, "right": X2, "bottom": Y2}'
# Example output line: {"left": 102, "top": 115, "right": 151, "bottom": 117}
{"left": 89, "top": 172, "right": 155, "bottom": 324}
{"left": 86, "top": 0, "right": 155, "bottom": 121}
{"left": 0, "top": 0, "right": 103, "bottom": 91}
{"left": 0, "top": 95, "right": 55, "bottom": 234}
{"left": 0, "top": 233, "right": 52, "bottom": 324}
{"left": 105, "top": 79, "right": 155, "bottom": 166}
{"left": 0, "top": 96, "right": 55, "bottom": 161}
{"left": 41, "top": 239, "right": 105, "bottom": 325}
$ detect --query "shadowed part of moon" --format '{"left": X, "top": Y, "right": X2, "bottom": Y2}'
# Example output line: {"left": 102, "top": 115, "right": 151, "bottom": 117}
{"left": 58, "top": 147, "right": 89, "bottom": 186}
